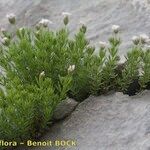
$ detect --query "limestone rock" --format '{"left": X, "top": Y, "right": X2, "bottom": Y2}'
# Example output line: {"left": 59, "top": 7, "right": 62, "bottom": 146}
{"left": 29, "top": 90, "right": 150, "bottom": 150}
{"left": 53, "top": 98, "right": 78, "bottom": 120}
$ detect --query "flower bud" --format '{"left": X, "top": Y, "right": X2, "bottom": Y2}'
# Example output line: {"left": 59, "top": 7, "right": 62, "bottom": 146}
{"left": 139, "top": 34, "right": 149, "bottom": 44}
{"left": 1, "top": 37, "right": 10, "bottom": 46}
{"left": 62, "top": 12, "right": 72, "bottom": 25}
{"left": 132, "top": 36, "right": 140, "bottom": 45}
{"left": 68, "top": 65, "right": 75, "bottom": 73}
{"left": 79, "top": 21, "right": 87, "bottom": 33}
{"left": 39, "top": 71, "right": 45, "bottom": 78}
{"left": 18, "top": 27, "right": 25, "bottom": 37}
{"left": 6, "top": 13, "right": 16, "bottom": 24}
{"left": 80, "top": 25, "right": 87, "bottom": 33}
{"left": 35, "top": 23, "right": 41, "bottom": 30}
{"left": 35, "top": 30, "right": 40, "bottom": 38}
{"left": 63, "top": 16, "right": 69, "bottom": 26}
{"left": 99, "top": 41, "right": 107, "bottom": 49}
{"left": 112, "top": 25, "right": 120, "bottom": 34}
{"left": 19, "top": 27, "right": 24, "bottom": 32}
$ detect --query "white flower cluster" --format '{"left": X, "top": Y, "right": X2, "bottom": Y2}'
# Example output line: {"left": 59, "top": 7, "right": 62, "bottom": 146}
{"left": 132, "top": 34, "right": 149, "bottom": 45}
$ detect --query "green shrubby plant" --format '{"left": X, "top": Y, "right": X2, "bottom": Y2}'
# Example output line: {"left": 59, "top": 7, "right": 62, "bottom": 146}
{"left": 67, "top": 27, "right": 91, "bottom": 100}
{"left": 117, "top": 47, "right": 141, "bottom": 92}
{"left": 0, "top": 74, "right": 71, "bottom": 141}
{"left": 102, "top": 34, "right": 121, "bottom": 91}
{"left": 0, "top": 12, "right": 150, "bottom": 148}
{"left": 0, "top": 15, "right": 73, "bottom": 144}
{"left": 87, "top": 47, "right": 106, "bottom": 95}
{"left": 116, "top": 33, "right": 150, "bottom": 94}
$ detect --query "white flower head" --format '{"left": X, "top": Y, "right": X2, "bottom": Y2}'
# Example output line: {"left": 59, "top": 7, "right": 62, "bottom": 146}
{"left": 6, "top": 13, "right": 16, "bottom": 24}
{"left": 39, "top": 19, "right": 53, "bottom": 27}
{"left": 39, "top": 71, "right": 45, "bottom": 78}
{"left": 112, "top": 25, "right": 120, "bottom": 34}
{"left": 62, "top": 12, "right": 72, "bottom": 17}
{"left": 68, "top": 65, "right": 75, "bottom": 73}
{"left": 99, "top": 41, "right": 107, "bottom": 49}
{"left": 132, "top": 35, "right": 140, "bottom": 45}
{"left": 140, "top": 34, "right": 149, "bottom": 44}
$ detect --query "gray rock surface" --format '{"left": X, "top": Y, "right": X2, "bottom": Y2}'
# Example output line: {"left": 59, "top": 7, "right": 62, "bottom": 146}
{"left": 23, "top": 90, "right": 150, "bottom": 150}
{"left": 53, "top": 98, "right": 78, "bottom": 120}
{"left": 1, "top": 0, "right": 150, "bottom": 56}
